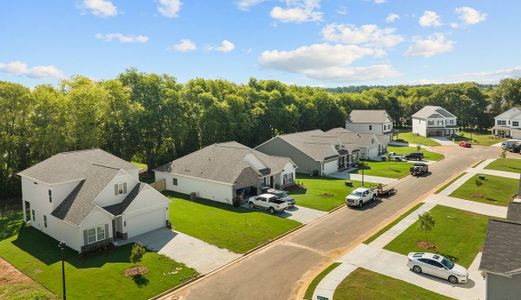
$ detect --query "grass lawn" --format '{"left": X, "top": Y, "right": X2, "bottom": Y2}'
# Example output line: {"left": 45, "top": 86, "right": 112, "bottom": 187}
{"left": 130, "top": 161, "right": 148, "bottom": 171}
{"left": 0, "top": 226, "right": 198, "bottom": 300}
{"left": 304, "top": 262, "right": 341, "bottom": 299}
{"left": 353, "top": 160, "right": 413, "bottom": 178}
{"left": 454, "top": 130, "right": 507, "bottom": 146}
{"left": 394, "top": 131, "right": 441, "bottom": 147}
{"left": 484, "top": 158, "right": 521, "bottom": 173}
{"left": 334, "top": 268, "right": 453, "bottom": 300}
{"left": 434, "top": 172, "right": 467, "bottom": 194}
{"left": 387, "top": 145, "right": 445, "bottom": 161}
{"left": 384, "top": 205, "right": 489, "bottom": 268}
{"left": 449, "top": 174, "right": 518, "bottom": 206}
{"left": 364, "top": 203, "right": 424, "bottom": 244}
{"left": 167, "top": 192, "right": 301, "bottom": 253}
{"left": 289, "top": 175, "right": 366, "bottom": 211}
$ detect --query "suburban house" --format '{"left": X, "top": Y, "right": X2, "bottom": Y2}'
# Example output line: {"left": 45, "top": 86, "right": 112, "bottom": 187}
{"left": 411, "top": 106, "right": 459, "bottom": 137}
{"left": 326, "top": 127, "right": 385, "bottom": 160}
{"left": 154, "top": 141, "right": 296, "bottom": 205}
{"left": 255, "top": 129, "right": 359, "bottom": 176}
{"left": 18, "top": 149, "right": 170, "bottom": 253}
{"left": 492, "top": 107, "right": 521, "bottom": 138}
{"left": 345, "top": 110, "right": 394, "bottom": 145}
{"left": 479, "top": 193, "right": 521, "bottom": 299}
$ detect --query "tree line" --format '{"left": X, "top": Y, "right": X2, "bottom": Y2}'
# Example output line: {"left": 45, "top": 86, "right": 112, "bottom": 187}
{"left": 1, "top": 68, "right": 520, "bottom": 199}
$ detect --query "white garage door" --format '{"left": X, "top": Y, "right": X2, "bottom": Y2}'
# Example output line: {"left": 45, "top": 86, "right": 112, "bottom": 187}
{"left": 126, "top": 208, "right": 166, "bottom": 238}
{"left": 323, "top": 160, "right": 338, "bottom": 175}
{"left": 512, "top": 131, "right": 521, "bottom": 139}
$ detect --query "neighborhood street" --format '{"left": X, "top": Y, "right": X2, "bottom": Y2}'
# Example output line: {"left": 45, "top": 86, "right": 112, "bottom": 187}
{"left": 162, "top": 145, "right": 502, "bottom": 300}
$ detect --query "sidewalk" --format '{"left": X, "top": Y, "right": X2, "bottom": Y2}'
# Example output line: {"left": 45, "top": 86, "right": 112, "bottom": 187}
{"left": 426, "top": 194, "right": 507, "bottom": 219}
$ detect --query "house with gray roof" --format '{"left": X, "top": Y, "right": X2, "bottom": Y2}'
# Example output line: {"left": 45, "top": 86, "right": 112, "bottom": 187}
{"left": 326, "top": 127, "right": 385, "bottom": 160}
{"left": 345, "top": 110, "right": 394, "bottom": 145}
{"left": 412, "top": 106, "right": 458, "bottom": 137}
{"left": 255, "top": 129, "right": 360, "bottom": 176}
{"left": 18, "top": 149, "right": 169, "bottom": 253}
{"left": 492, "top": 107, "right": 521, "bottom": 139}
{"left": 154, "top": 141, "right": 296, "bottom": 205}
{"left": 479, "top": 177, "right": 521, "bottom": 299}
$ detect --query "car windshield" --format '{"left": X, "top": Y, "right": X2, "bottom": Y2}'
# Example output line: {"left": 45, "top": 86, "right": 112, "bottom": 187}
{"left": 441, "top": 257, "right": 454, "bottom": 269}
{"left": 276, "top": 192, "right": 288, "bottom": 198}
{"left": 351, "top": 191, "right": 363, "bottom": 197}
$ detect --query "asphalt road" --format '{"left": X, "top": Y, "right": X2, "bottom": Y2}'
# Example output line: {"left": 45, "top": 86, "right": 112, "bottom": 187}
{"left": 162, "top": 145, "right": 503, "bottom": 300}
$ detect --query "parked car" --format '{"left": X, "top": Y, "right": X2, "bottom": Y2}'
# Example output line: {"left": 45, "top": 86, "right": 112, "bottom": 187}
{"left": 410, "top": 162, "right": 429, "bottom": 176}
{"left": 405, "top": 152, "right": 424, "bottom": 161}
{"left": 502, "top": 140, "right": 519, "bottom": 151}
{"left": 407, "top": 252, "right": 469, "bottom": 284}
{"left": 458, "top": 141, "right": 472, "bottom": 148}
{"left": 513, "top": 143, "right": 521, "bottom": 153}
{"left": 345, "top": 187, "right": 377, "bottom": 208}
{"left": 248, "top": 194, "right": 290, "bottom": 214}
{"left": 383, "top": 152, "right": 405, "bottom": 161}
{"left": 265, "top": 188, "right": 296, "bottom": 207}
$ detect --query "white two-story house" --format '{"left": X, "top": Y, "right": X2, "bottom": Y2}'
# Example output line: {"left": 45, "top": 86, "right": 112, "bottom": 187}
{"left": 492, "top": 107, "right": 521, "bottom": 139}
{"left": 345, "top": 110, "right": 394, "bottom": 145}
{"left": 412, "top": 106, "right": 458, "bottom": 137}
{"left": 18, "top": 149, "right": 170, "bottom": 253}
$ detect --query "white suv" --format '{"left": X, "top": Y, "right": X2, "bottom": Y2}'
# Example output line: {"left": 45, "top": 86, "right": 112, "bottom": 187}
{"left": 407, "top": 252, "right": 468, "bottom": 284}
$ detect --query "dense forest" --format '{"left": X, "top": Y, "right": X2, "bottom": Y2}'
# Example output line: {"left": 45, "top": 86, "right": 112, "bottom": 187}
{"left": 1, "top": 68, "right": 521, "bottom": 200}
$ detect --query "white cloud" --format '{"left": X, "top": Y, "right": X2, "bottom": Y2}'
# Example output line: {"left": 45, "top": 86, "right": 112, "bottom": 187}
{"left": 95, "top": 33, "right": 149, "bottom": 43}
{"left": 236, "top": 0, "right": 266, "bottom": 11}
{"left": 385, "top": 13, "right": 400, "bottom": 23}
{"left": 0, "top": 61, "right": 66, "bottom": 80}
{"left": 322, "top": 24, "right": 404, "bottom": 48}
{"left": 373, "top": 0, "right": 386, "bottom": 4}
{"left": 456, "top": 7, "right": 487, "bottom": 25}
{"left": 158, "top": 0, "right": 181, "bottom": 18}
{"left": 405, "top": 33, "right": 454, "bottom": 58}
{"left": 336, "top": 6, "right": 347, "bottom": 16}
{"left": 171, "top": 39, "right": 197, "bottom": 52}
{"left": 450, "top": 22, "right": 459, "bottom": 29}
{"left": 419, "top": 10, "right": 442, "bottom": 27}
{"left": 82, "top": 0, "right": 118, "bottom": 17}
{"left": 259, "top": 43, "right": 397, "bottom": 81}
{"left": 208, "top": 40, "right": 236, "bottom": 53}
{"left": 270, "top": 0, "right": 323, "bottom": 23}
{"left": 452, "top": 66, "right": 521, "bottom": 84}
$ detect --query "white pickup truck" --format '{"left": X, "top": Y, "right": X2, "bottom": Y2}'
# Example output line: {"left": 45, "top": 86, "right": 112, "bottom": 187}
{"left": 345, "top": 187, "right": 377, "bottom": 208}
{"left": 382, "top": 152, "right": 405, "bottom": 161}
{"left": 248, "top": 194, "right": 290, "bottom": 214}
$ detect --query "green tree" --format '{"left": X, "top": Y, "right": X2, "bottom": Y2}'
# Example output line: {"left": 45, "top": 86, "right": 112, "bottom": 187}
{"left": 418, "top": 212, "right": 436, "bottom": 242}
{"left": 130, "top": 243, "right": 146, "bottom": 274}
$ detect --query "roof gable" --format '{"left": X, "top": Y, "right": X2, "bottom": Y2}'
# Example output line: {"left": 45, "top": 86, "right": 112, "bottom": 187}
{"left": 412, "top": 106, "right": 456, "bottom": 120}
{"left": 495, "top": 107, "right": 521, "bottom": 120}
{"left": 347, "top": 110, "right": 393, "bottom": 124}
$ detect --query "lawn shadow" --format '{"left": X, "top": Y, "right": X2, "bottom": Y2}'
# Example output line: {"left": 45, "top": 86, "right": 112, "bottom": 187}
{"left": 0, "top": 210, "right": 24, "bottom": 241}
{"left": 132, "top": 274, "right": 149, "bottom": 287}
{"left": 12, "top": 226, "right": 132, "bottom": 268}
{"left": 350, "top": 199, "right": 383, "bottom": 211}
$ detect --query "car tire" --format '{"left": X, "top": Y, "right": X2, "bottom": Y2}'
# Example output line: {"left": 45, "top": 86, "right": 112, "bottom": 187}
{"left": 372, "top": 194, "right": 376, "bottom": 201}
{"left": 448, "top": 275, "right": 458, "bottom": 284}
{"left": 412, "top": 265, "right": 422, "bottom": 273}
{"left": 358, "top": 201, "right": 363, "bottom": 208}
{"left": 248, "top": 202, "right": 255, "bottom": 209}
{"left": 269, "top": 207, "right": 275, "bottom": 214}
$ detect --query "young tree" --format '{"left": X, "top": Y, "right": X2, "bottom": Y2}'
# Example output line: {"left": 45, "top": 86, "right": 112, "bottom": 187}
{"left": 500, "top": 149, "right": 507, "bottom": 159}
{"left": 418, "top": 212, "right": 436, "bottom": 241}
{"left": 475, "top": 178, "right": 483, "bottom": 187}
{"left": 387, "top": 152, "right": 393, "bottom": 169}
{"left": 416, "top": 144, "right": 422, "bottom": 152}
{"left": 130, "top": 243, "right": 146, "bottom": 274}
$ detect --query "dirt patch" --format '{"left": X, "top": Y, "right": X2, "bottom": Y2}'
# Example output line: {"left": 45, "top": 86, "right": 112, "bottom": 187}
{"left": 416, "top": 241, "right": 438, "bottom": 251}
{"left": 0, "top": 257, "right": 55, "bottom": 299}
{"left": 124, "top": 266, "right": 149, "bottom": 277}
{"left": 320, "top": 193, "right": 334, "bottom": 197}
{"left": 0, "top": 257, "right": 34, "bottom": 285}
{"left": 470, "top": 193, "right": 483, "bottom": 198}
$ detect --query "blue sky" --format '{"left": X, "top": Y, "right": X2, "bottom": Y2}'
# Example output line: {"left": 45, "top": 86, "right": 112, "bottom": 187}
{"left": 1, "top": 0, "right": 520, "bottom": 87}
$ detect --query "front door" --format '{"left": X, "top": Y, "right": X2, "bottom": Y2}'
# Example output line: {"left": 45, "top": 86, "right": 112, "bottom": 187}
{"left": 270, "top": 176, "right": 274, "bottom": 188}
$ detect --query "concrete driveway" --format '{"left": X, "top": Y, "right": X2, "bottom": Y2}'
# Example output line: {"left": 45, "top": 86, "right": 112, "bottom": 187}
{"left": 328, "top": 170, "right": 397, "bottom": 185}
{"left": 240, "top": 202, "right": 327, "bottom": 224}
{"left": 121, "top": 228, "right": 241, "bottom": 274}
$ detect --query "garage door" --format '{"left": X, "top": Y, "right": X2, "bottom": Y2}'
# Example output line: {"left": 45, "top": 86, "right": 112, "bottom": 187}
{"left": 126, "top": 208, "right": 166, "bottom": 238}
{"left": 323, "top": 160, "right": 338, "bottom": 175}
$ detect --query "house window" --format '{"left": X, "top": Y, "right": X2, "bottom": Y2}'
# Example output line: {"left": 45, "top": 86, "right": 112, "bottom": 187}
{"left": 369, "top": 125, "right": 373, "bottom": 130}
{"left": 172, "top": 178, "right": 178, "bottom": 186}
{"left": 513, "top": 121, "right": 519, "bottom": 127}
{"left": 371, "top": 138, "right": 375, "bottom": 144}
{"left": 438, "top": 120, "right": 444, "bottom": 126}
{"left": 31, "top": 209, "right": 35, "bottom": 221}
{"left": 114, "top": 183, "right": 127, "bottom": 195}
{"left": 428, "top": 120, "right": 434, "bottom": 126}
{"left": 497, "top": 120, "right": 506, "bottom": 126}
{"left": 86, "top": 226, "right": 106, "bottom": 244}
{"left": 43, "top": 215, "right": 47, "bottom": 228}
{"left": 48, "top": 189, "right": 52, "bottom": 203}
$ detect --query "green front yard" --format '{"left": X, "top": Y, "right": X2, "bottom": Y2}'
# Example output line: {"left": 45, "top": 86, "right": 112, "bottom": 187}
{"left": 290, "top": 175, "right": 366, "bottom": 211}
{"left": 449, "top": 174, "right": 518, "bottom": 206}
{"left": 364, "top": 203, "right": 424, "bottom": 244}
{"left": 167, "top": 192, "right": 300, "bottom": 253}
{"left": 334, "top": 268, "right": 452, "bottom": 300}
{"left": 384, "top": 205, "right": 489, "bottom": 268}
{"left": 353, "top": 160, "right": 413, "bottom": 178}
{"left": 0, "top": 226, "right": 197, "bottom": 300}
{"left": 387, "top": 145, "right": 445, "bottom": 161}
{"left": 454, "top": 130, "right": 507, "bottom": 146}
{"left": 485, "top": 158, "right": 521, "bottom": 173}
{"left": 394, "top": 131, "right": 441, "bottom": 147}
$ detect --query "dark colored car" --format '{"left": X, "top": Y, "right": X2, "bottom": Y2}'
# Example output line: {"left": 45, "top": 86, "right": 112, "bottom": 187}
{"left": 513, "top": 143, "right": 521, "bottom": 153}
{"left": 405, "top": 152, "right": 424, "bottom": 161}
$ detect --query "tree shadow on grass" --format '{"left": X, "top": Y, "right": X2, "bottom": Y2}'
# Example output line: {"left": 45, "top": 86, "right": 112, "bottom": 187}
{"left": 132, "top": 274, "right": 149, "bottom": 287}
{"left": 0, "top": 211, "right": 23, "bottom": 241}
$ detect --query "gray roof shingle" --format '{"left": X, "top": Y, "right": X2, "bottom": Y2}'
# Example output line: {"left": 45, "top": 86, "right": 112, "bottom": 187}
{"left": 479, "top": 219, "right": 521, "bottom": 275}
{"left": 412, "top": 106, "right": 456, "bottom": 119}
{"left": 326, "top": 128, "right": 382, "bottom": 151}
{"left": 347, "top": 110, "right": 393, "bottom": 123}
{"left": 507, "top": 201, "right": 521, "bottom": 223}
{"left": 18, "top": 148, "right": 138, "bottom": 184}
{"left": 276, "top": 130, "right": 342, "bottom": 162}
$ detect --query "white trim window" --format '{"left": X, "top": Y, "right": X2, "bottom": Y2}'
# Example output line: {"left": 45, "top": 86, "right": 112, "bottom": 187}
{"left": 114, "top": 183, "right": 127, "bottom": 195}
{"left": 87, "top": 225, "right": 106, "bottom": 244}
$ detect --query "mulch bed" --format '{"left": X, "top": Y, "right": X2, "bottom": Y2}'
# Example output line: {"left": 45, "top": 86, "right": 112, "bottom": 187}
{"left": 416, "top": 241, "right": 438, "bottom": 251}
{"left": 124, "top": 266, "right": 149, "bottom": 277}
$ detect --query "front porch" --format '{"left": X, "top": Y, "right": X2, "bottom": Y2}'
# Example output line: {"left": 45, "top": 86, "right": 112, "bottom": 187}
{"left": 426, "top": 127, "right": 459, "bottom": 137}
{"left": 338, "top": 150, "right": 360, "bottom": 170}
{"left": 492, "top": 127, "right": 511, "bottom": 138}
